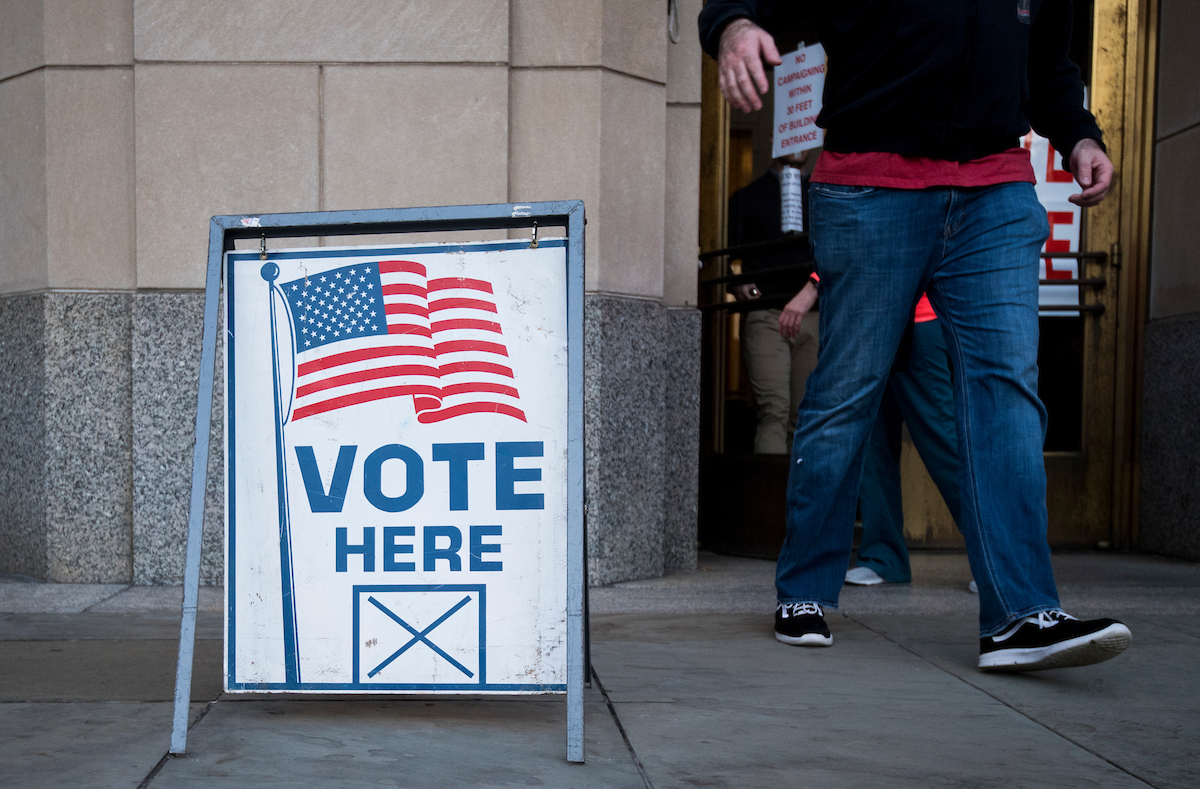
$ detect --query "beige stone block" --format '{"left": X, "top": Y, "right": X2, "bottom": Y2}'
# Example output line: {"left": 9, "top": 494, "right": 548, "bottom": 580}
{"left": 1149, "top": 126, "right": 1200, "bottom": 320}
{"left": 511, "top": 0, "right": 601, "bottom": 67}
{"left": 0, "top": 71, "right": 48, "bottom": 294}
{"left": 512, "top": 0, "right": 666, "bottom": 82}
{"left": 0, "top": 0, "right": 44, "bottom": 80}
{"left": 509, "top": 68, "right": 602, "bottom": 288}
{"left": 323, "top": 65, "right": 507, "bottom": 210}
{"left": 134, "top": 0, "right": 507, "bottom": 64}
{"left": 322, "top": 65, "right": 508, "bottom": 248}
{"left": 45, "top": 68, "right": 134, "bottom": 289}
{"left": 1157, "top": 0, "right": 1200, "bottom": 139}
{"left": 598, "top": 70, "right": 664, "bottom": 298}
{"left": 602, "top": 0, "right": 668, "bottom": 84}
{"left": 666, "top": 0, "right": 703, "bottom": 104}
{"left": 44, "top": 0, "right": 133, "bottom": 65}
{"left": 663, "top": 105, "right": 699, "bottom": 307}
{"left": 135, "top": 65, "right": 319, "bottom": 289}
{"left": 510, "top": 68, "right": 665, "bottom": 297}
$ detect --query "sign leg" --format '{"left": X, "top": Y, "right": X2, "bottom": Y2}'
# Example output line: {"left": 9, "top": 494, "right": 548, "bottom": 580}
{"left": 566, "top": 204, "right": 586, "bottom": 763}
{"left": 170, "top": 231, "right": 223, "bottom": 754}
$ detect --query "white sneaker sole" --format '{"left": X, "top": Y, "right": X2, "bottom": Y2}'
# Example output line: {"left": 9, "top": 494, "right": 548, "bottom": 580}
{"left": 775, "top": 631, "right": 834, "bottom": 647}
{"left": 979, "top": 623, "right": 1132, "bottom": 672}
{"left": 844, "top": 568, "right": 884, "bottom": 585}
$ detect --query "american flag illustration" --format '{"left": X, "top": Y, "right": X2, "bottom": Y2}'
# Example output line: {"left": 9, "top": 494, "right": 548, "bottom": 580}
{"left": 277, "top": 260, "right": 526, "bottom": 423}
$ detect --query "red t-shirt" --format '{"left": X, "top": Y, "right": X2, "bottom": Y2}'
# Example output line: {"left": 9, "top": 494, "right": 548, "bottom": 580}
{"left": 914, "top": 294, "right": 937, "bottom": 323}
{"left": 811, "top": 148, "right": 1037, "bottom": 189}
{"left": 810, "top": 149, "right": 1035, "bottom": 321}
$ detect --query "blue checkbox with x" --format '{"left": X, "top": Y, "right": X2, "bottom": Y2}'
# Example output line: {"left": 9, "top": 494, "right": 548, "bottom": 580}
{"left": 366, "top": 595, "right": 474, "bottom": 678}
{"left": 353, "top": 585, "right": 486, "bottom": 687}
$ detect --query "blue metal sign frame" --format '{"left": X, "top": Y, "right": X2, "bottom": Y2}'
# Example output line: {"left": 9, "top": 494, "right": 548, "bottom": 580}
{"left": 170, "top": 202, "right": 587, "bottom": 763}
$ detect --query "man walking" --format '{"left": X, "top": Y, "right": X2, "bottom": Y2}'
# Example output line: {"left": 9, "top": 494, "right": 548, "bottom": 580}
{"left": 699, "top": 0, "right": 1131, "bottom": 671}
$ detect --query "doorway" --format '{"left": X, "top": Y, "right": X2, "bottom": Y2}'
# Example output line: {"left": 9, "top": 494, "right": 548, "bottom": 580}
{"left": 695, "top": 1, "right": 1157, "bottom": 556}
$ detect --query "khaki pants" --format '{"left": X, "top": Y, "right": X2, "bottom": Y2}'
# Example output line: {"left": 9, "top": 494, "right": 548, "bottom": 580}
{"left": 742, "top": 309, "right": 820, "bottom": 454}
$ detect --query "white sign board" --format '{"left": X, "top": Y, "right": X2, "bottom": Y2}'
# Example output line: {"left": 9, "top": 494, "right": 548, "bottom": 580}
{"left": 1025, "top": 131, "right": 1082, "bottom": 316}
{"left": 773, "top": 43, "right": 826, "bottom": 158}
{"left": 224, "top": 238, "right": 569, "bottom": 693}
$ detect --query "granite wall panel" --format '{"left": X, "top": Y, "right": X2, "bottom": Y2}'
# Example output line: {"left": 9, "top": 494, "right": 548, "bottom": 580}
{"left": 662, "top": 307, "right": 700, "bottom": 570}
{"left": 1140, "top": 313, "right": 1200, "bottom": 562}
{"left": 43, "top": 293, "right": 133, "bottom": 582}
{"left": 584, "top": 294, "right": 667, "bottom": 586}
{"left": 0, "top": 295, "right": 48, "bottom": 578}
{"left": 131, "top": 292, "right": 223, "bottom": 585}
{"left": 6, "top": 290, "right": 703, "bottom": 585}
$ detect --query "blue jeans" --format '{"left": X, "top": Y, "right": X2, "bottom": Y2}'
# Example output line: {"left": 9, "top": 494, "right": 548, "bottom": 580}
{"left": 857, "top": 320, "right": 962, "bottom": 584}
{"left": 777, "top": 182, "right": 1059, "bottom": 637}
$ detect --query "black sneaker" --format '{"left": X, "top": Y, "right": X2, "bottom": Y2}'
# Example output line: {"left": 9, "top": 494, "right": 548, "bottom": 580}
{"left": 979, "top": 610, "right": 1131, "bottom": 672}
{"left": 775, "top": 602, "right": 833, "bottom": 647}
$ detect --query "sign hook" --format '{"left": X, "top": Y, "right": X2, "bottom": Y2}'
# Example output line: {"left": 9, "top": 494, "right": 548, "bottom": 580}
{"left": 260, "top": 234, "right": 268, "bottom": 261}
{"left": 530, "top": 221, "right": 539, "bottom": 249}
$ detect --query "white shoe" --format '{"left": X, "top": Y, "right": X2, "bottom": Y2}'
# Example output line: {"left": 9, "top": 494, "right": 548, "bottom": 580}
{"left": 845, "top": 566, "right": 884, "bottom": 586}
{"left": 968, "top": 580, "right": 978, "bottom": 594}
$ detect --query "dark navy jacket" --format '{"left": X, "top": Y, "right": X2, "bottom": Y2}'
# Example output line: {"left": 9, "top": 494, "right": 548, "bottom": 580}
{"left": 698, "top": 0, "right": 1102, "bottom": 161}
{"left": 728, "top": 171, "right": 814, "bottom": 300}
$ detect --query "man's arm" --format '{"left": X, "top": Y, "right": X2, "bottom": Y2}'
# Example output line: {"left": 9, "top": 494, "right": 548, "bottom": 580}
{"left": 697, "top": 0, "right": 761, "bottom": 58}
{"left": 779, "top": 281, "right": 818, "bottom": 339}
{"left": 1028, "top": 0, "right": 1112, "bottom": 206}
{"left": 1066, "top": 138, "right": 1113, "bottom": 207}
{"left": 699, "top": 1, "right": 801, "bottom": 113}
{"left": 717, "top": 19, "right": 782, "bottom": 113}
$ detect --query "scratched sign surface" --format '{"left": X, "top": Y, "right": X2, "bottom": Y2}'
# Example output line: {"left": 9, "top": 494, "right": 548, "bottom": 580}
{"left": 224, "top": 239, "right": 568, "bottom": 692}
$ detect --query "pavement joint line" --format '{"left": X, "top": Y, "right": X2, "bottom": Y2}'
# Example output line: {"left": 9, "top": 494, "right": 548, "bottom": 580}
{"left": 591, "top": 666, "right": 656, "bottom": 789}
{"left": 844, "top": 613, "right": 1164, "bottom": 789}
{"left": 1133, "top": 617, "right": 1200, "bottom": 642}
{"left": 136, "top": 699, "right": 220, "bottom": 788}
{"left": 80, "top": 585, "right": 132, "bottom": 613}
{"left": 0, "top": 699, "right": 191, "bottom": 705}
{"left": 0, "top": 638, "right": 222, "bottom": 643}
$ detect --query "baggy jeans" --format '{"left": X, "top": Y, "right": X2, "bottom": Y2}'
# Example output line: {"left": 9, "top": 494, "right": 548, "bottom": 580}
{"left": 776, "top": 181, "right": 1060, "bottom": 637}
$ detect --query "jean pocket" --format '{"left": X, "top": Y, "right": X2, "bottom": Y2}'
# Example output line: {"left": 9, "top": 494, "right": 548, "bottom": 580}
{"left": 812, "top": 183, "right": 878, "bottom": 198}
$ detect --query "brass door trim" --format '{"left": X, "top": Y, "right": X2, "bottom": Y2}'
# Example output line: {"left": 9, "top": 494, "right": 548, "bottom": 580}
{"left": 1089, "top": 0, "right": 1158, "bottom": 548}
{"left": 699, "top": 54, "right": 731, "bottom": 455}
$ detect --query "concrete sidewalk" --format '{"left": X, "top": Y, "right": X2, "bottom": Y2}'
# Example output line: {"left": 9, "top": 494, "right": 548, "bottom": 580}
{"left": 2, "top": 551, "right": 1198, "bottom": 788}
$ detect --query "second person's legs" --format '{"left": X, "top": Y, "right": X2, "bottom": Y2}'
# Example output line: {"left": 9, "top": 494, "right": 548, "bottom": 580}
{"left": 855, "top": 388, "right": 910, "bottom": 582}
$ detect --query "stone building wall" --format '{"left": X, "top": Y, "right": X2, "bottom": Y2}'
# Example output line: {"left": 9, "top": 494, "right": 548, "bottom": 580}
{"left": 0, "top": 0, "right": 703, "bottom": 584}
{"left": 1139, "top": 0, "right": 1200, "bottom": 562}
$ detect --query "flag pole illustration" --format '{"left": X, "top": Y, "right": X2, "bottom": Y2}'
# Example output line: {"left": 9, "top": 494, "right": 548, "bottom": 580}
{"left": 261, "top": 262, "right": 301, "bottom": 684}
{"left": 261, "top": 254, "right": 528, "bottom": 686}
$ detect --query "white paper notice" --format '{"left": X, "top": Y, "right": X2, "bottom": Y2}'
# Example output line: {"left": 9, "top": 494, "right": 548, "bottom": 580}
{"left": 773, "top": 43, "right": 826, "bottom": 158}
{"left": 780, "top": 166, "right": 804, "bottom": 233}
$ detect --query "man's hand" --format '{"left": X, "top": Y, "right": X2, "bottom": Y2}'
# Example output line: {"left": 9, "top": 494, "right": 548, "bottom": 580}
{"left": 779, "top": 281, "right": 818, "bottom": 339}
{"left": 718, "top": 18, "right": 781, "bottom": 113}
{"left": 1068, "top": 138, "right": 1114, "bottom": 207}
{"left": 732, "top": 283, "right": 761, "bottom": 302}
